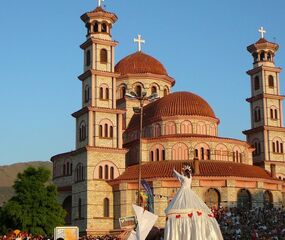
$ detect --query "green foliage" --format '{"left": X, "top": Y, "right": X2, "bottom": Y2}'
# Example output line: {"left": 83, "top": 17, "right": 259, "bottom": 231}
{"left": 0, "top": 167, "right": 66, "bottom": 235}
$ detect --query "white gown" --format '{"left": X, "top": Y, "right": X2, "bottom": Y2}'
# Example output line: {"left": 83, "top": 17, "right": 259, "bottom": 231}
{"left": 164, "top": 169, "right": 223, "bottom": 240}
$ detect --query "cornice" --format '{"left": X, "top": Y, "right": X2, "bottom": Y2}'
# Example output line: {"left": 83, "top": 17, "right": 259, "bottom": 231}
{"left": 78, "top": 69, "right": 120, "bottom": 81}
{"left": 246, "top": 65, "right": 282, "bottom": 75}
{"left": 246, "top": 93, "right": 285, "bottom": 103}
{"left": 80, "top": 37, "right": 118, "bottom": 50}
{"left": 72, "top": 106, "right": 125, "bottom": 118}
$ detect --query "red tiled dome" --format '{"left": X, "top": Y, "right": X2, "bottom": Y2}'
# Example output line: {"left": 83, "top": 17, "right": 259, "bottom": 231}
{"left": 127, "top": 92, "right": 217, "bottom": 129}
{"left": 111, "top": 160, "right": 273, "bottom": 182}
{"left": 115, "top": 51, "right": 168, "bottom": 76}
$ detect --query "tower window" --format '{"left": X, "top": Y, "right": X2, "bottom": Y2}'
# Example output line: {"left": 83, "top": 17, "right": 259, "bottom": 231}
{"left": 94, "top": 22, "right": 99, "bottom": 32}
{"left": 151, "top": 86, "right": 157, "bottom": 94}
{"left": 84, "top": 85, "right": 90, "bottom": 103}
{"left": 101, "top": 23, "right": 107, "bottom": 33}
{"left": 86, "top": 50, "right": 91, "bottom": 66}
{"left": 100, "top": 49, "right": 108, "bottom": 63}
{"left": 99, "top": 166, "right": 103, "bottom": 179}
{"left": 268, "top": 75, "right": 274, "bottom": 88}
{"left": 110, "top": 126, "right": 113, "bottom": 138}
{"left": 274, "top": 109, "right": 278, "bottom": 119}
{"left": 156, "top": 149, "right": 160, "bottom": 161}
{"left": 105, "top": 88, "right": 109, "bottom": 100}
{"left": 79, "top": 121, "right": 87, "bottom": 141}
{"left": 99, "top": 125, "right": 103, "bottom": 137}
{"left": 254, "top": 108, "right": 261, "bottom": 122}
{"left": 135, "top": 85, "right": 142, "bottom": 97}
{"left": 105, "top": 165, "right": 109, "bottom": 179}
{"left": 120, "top": 86, "right": 126, "bottom": 99}
{"left": 100, "top": 87, "right": 104, "bottom": 99}
{"left": 110, "top": 167, "right": 114, "bottom": 180}
{"left": 267, "top": 53, "right": 272, "bottom": 61}
{"left": 105, "top": 123, "right": 108, "bottom": 137}
{"left": 254, "top": 76, "right": 260, "bottom": 90}
{"left": 260, "top": 51, "right": 265, "bottom": 61}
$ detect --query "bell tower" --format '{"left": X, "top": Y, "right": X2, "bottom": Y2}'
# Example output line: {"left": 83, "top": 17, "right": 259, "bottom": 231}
{"left": 243, "top": 27, "right": 285, "bottom": 179}
{"left": 70, "top": 3, "right": 127, "bottom": 233}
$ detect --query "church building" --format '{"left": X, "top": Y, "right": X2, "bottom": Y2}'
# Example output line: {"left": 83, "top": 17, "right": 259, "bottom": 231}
{"left": 51, "top": 4, "right": 285, "bottom": 235}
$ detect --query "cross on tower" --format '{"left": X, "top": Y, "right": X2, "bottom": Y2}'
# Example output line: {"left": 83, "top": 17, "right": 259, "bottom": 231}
{"left": 98, "top": 0, "right": 104, "bottom": 7}
{"left": 134, "top": 34, "right": 145, "bottom": 52}
{"left": 258, "top": 26, "right": 266, "bottom": 39}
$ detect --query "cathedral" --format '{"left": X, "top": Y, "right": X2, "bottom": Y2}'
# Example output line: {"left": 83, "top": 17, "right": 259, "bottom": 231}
{"left": 51, "top": 3, "right": 285, "bottom": 235}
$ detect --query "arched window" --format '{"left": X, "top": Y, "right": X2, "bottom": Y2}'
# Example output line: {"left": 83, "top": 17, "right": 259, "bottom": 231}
{"left": 79, "top": 121, "right": 87, "bottom": 141}
{"left": 66, "top": 162, "right": 70, "bottom": 175}
{"left": 215, "top": 144, "right": 228, "bottom": 161}
{"left": 76, "top": 163, "right": 84, "bottom": 182}
{"left": 86, "top": 50, "right": 91, "bottom": 66}
{"left": 100, "top": 49, "right": 108, "bottom": 63}
{"left": 181, "top": 121, "right": 192, "bottom": 134}
{"left": 163, "top": 88, "right": 168, "bottom": 97}
{"left": 150, "top": 151, "right": 154, "bottom": 161}
{"left": 103, "top": 198, "right": 110, "bottom": 217}
{"left": 63, "top": 164, "right": 66, "bottom": 176}
{"left": 100, "top": 87, "right": 104, "bottom": 99}
{"left": 105, "top": 165, "right": 109, "bottom": 179}
{"left": 104, "top": 123, "right": 108, "bottom": 137}
{"left": 172, "top": 143, "right": 188, "bottom": 160}
{"left": 274, "top": 109, "right": 278, "bottom": 119}
{"left": 156, "top": 149, "right": 160, "bottom": 161}
{"left": 254, "top": 107, "right": 261, "bottom": 122}
{"left": 94, "top": 22, "right": 99, "bottom": 32}
{"left": 153, "top": 124, "right": 161, "bottom": 137}
{"left": 70, "top": 163, "right": 73, "bottom": 174}
{"left": 272, "top": 138, "right": 283, "bottom": 153}
{"left": 267, "top": 52, "right": 272, "bottom": 61}
{"left": 110, "top": 126, "right": 113, "bottom": 138}
{"left": 260, "top": 51, "right": 265, "bottom": 61}
{"left": 105, "top": 88, "right": 109, "bottom": 99}
{"left": 99, "top": 125, "right": 103, "bottom": 137}
{"left": 151, "top": 86, "right": 157, "bottom": 94}
{"left": 99, "top": 166, "right": 103, "bottom": 179}
{"left": 110, "top": 167, "right": 114, "bottom": 180}
{"left": 101, "top": 23, "right": 107, "bottom": 33}
{"left": 162, "top": 150, "right": 166, "bottom": 160}
{"left": 120, "top": 86, "right": 126, "bottom": 99}
{"left": 135, "top": 85, "right": 142, "bottom": 97}
{"left": 78, "top": 198, "right": 82, "bottom": 219}
{"left": 84, "top": 85, "right": 90, "bottom": 103}
{"left": 264, "top": 190, "right": 273, "bottom": 207}
{"left": 268, "top": 75, "right": 274, "bottom": 88}
{"left": 165, "top": 122, "right": 176, "bottom": 135}
{"left": 254, "top": 76, "right": 260, "bottom": 90}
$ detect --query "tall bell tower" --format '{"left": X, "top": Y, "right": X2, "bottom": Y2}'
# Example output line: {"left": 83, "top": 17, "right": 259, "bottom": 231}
{"left": 243, "top": 27, "right": 285, "bottom": 179}
{"left": 71, "top": 3, "right": 127, "bottom": 234}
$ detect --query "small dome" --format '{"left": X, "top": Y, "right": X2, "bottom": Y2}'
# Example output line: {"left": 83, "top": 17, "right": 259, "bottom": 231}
{"left": 127, "top": 92, "right": 217, "bottom": 129}
{"left": 115, "top": 51, "right": 168, "bottom": 76}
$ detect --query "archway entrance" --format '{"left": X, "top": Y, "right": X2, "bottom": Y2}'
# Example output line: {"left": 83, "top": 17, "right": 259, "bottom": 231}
{"left": 264, "top": 190, "right": 273, "bottom": 208}
{"left": 205, "top": 188, "right": 221, "bottom": 209}
{"left": 237, "top": 189, "right": 251, "bottom": 209}
{"left": 62, "top": 195, "right": 72, "bottom": 225}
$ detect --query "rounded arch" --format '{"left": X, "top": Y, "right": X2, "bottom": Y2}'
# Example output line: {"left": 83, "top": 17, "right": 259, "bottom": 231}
{"left": 252, "top": 138, "right": 261, "bottom": 156}
{"left": 100, "top": 48, "right": 108, "bottom": 63}
{"left": 263, "top": 190, "right": 273, "bottom": 208}
{"left": 150, "top": 82, "right": 160, "bottom": 95}
{"left": 237, "top": 189, "right": 251, "bottom": 209}
{"left": 172, "top": 142, "right": 188, "bottom": 160}
{"left": 118, "top": 84, "right": 127, "bottom": 99}
{"left": 180, "top": 121, "right": 192, "bottom": 134}
{"left": 79, "top": 120, "right": 87, "bottom": 141}
{"left": 94, "top": 160, "right": 120, "bottom": 180}
{"left": 163, "top": 86, "right": 169, "bottom": 97}
{"left": 196, "top": 122, "right": 206, "bottom": 135}
{"left": 205, "top": 188, "right": 221, "bottom": 209}
{"left": 132, "top": 82, "right": 145, "bottom": 97}
{"left": 260, "top": 51, "right": 266, "bottom": 61}
{"left": 215, "top": 144, "right": 228, "bottom": 161}
{"left": 194, "top": 142, "right": 210, "bottom": 160}
{"left": 165, "top": 121, "right": 176, "bottom": 135}
{"left": 232, "top": 146, "right": 242, "bottom": 163}
{"left": 99, "top": 118, "right": 114, "bottom": 138}
{"left": 62, "top": 196, "right": 72, "bottom": 225}
{"left": 149, "top": 144, "right": 165, "bottom": 161}
{"left": 99, "top": 83, "right": 109, "bottom": 100}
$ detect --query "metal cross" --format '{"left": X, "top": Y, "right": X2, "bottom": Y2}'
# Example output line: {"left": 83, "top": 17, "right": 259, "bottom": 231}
{"left": 258, "top": 26, "right": 266, "bottom": 39}
{"left": 98, "top": 0, "right": 104, "bottom": 7}
{"left": 134, "top": 34, "right": 145, "bottom": 52}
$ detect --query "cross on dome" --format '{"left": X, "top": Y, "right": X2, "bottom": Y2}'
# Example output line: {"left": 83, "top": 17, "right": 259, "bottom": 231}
{"left": 134, "top": 34, "right": 145, "bottom": 52}
{"left": 258, "top": 26, "right": 266, "bottom": 39}
{"left": 98, "top": 0, "right": 104, "bottom": 7}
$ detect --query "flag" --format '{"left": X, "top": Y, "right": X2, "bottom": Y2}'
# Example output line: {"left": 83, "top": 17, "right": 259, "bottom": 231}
{"left": 141, "top": 179, "right": 154, "bottom": 213}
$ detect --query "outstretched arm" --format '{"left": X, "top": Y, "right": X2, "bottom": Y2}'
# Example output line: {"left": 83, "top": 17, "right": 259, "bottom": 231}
{"left": 173, "top": 169, "right": 185, "bottom": 182}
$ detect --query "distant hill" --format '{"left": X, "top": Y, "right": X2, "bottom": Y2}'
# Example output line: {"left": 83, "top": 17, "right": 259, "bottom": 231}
{"left": 0, "top": 161, "right": 52, "bottom": 206}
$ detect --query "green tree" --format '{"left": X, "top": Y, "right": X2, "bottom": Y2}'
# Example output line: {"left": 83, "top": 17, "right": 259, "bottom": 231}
{"left": 0, "top": 167, "right": 66, "bottom": 235}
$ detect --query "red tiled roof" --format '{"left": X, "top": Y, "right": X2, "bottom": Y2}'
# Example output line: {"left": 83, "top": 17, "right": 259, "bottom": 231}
{"left": 247, "top": 38, "right": 279, "bottom": 53}
{"left": 81, "top": 7, "right": 118, "bottom": 23}
{"left": 112, "top": 160, "right": 273, "bottom": 182}
{"left": 127, "top": 92, "right": 217, "bottom": 130}
{"left": 115, "top": 51, "right": 168, "bottom": 76}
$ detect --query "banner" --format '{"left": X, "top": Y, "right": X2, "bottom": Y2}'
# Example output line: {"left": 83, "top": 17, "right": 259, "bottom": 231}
{"left": 141, "top": 179, "right": 154, "bottom": 213}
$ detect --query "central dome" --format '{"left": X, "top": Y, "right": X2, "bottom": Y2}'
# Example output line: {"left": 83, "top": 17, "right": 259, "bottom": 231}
{"left": 115, "top": 51, "right": 168, "bottom": 76}
{"left": 127, "top": 91, "right": 217, "bottom": 130}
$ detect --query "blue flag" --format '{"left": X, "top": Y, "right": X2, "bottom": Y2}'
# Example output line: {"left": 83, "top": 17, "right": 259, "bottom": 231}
{"left": 141, "top": 179, "right": 154, "bottom": 213}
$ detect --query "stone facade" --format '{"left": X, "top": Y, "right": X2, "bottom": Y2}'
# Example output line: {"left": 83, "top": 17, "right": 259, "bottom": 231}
{"left": 51, "top": 5, "right": 285, "bottom": 235}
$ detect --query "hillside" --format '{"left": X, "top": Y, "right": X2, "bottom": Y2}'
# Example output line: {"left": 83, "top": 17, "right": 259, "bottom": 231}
{"left": 0, "top": 161, "right": 52, "bottom": 206}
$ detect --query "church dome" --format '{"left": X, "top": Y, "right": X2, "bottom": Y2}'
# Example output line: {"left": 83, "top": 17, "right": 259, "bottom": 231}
{"left": 127, "top": 91, "right": 217, "bottom": 130}
{"left": 115, "top": 51, "right": 168, "bottom": 76}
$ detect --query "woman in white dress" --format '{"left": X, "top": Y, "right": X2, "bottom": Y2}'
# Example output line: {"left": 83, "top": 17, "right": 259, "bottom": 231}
{"left": 164, "top": 166, "right": 223, "bottom": 240}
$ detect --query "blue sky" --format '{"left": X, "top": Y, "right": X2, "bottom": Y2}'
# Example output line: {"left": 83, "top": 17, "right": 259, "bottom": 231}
{"left": 0, "top": 0, "right": 285, "bottom": 165}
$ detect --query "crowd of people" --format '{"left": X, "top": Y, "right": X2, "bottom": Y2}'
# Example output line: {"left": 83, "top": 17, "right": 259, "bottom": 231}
{"left": 214, "top": 205, "right": 285, "bottom": 239}
{"left": 1, "top": 206, "right": 285, "bottom": 240}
